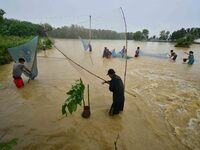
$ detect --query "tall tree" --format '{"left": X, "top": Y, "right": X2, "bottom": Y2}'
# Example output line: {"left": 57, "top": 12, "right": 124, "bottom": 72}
{"left": 142, "top": 29, "right": 149, "bottom": 40}
{"left": 0, "top": 9, "right": 5, "bottom": 22}
{"left": 133, "top": 31, "right": 144, "bottom": 41}
{"left": 159, "top": 30, "right": 170, "bottom": 40}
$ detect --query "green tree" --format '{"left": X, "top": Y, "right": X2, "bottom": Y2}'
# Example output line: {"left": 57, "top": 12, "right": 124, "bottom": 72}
{"left": 170, "top": 28, "right": 187, "bottom": 41}
{"left": 0, "top": 9, "right": 5, "bottom": 19}
{"left": 133, "top": 31, "right": 144, "bottom": 41}
{"left": 159, "top": 30, "right": 170, "bottom": 40}
{"left": 142, "top": 29, "right": 149, "bottom": 40}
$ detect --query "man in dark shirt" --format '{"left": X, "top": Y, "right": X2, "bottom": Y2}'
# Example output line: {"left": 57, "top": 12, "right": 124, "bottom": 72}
{"left": 103, "top": 69, "right": 125, "bottom": 116}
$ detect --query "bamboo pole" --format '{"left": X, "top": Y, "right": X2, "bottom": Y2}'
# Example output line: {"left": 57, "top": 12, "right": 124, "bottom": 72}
{"left": 87, "top": 84, "right": 90, "bottom": 107}
{"left": 120, "top": 7, "right": 128, "bottom": 90}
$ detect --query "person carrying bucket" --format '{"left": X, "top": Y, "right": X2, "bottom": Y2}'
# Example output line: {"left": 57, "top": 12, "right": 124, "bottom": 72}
{"left": 183, "top": 51, "right": 194, "bottom": 65}
{"left": 12, "top": 58, "right": 31, "bottom": 88}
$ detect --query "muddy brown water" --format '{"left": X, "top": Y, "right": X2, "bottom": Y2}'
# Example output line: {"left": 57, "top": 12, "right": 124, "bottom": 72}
{"left": 0, "top": 39, "right": 199, "bottom": 150}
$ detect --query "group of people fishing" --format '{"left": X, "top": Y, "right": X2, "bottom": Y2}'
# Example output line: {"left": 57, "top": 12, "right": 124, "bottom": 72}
{"left": 168, "top": 49, "right": 195, "bottom": 65}
{"left": 11, "top": 43, "right": 195, "bottom": 117}
{"left": 102, "top": 46, "right": 127, "bottom": 58}
{"left": 102, "top": 45, "right": 195, "bottom": 65}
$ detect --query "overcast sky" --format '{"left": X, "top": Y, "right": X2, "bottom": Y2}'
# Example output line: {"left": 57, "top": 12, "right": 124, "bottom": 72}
{"left": 1, "top": 0, "right": 200, "bottom": 36}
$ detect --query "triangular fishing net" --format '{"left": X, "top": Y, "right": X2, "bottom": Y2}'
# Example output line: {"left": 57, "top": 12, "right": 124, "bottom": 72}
{"left": 7, "top": 36, "right": 39, "bottom": 79}
{"left": 47, "top": 8, "right": 128, "bottom": 84}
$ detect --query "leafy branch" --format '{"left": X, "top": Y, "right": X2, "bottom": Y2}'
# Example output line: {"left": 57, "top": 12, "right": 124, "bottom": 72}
{"left": 0, "top": 138, "right": 18, "bottom": 150}
{"left": 62, "top": 79, "right": 85, "bottom": 116}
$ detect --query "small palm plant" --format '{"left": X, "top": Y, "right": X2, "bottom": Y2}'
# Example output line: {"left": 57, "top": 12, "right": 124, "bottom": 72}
{"left": 62, "top": 79, "right": 85, "bottom": 116}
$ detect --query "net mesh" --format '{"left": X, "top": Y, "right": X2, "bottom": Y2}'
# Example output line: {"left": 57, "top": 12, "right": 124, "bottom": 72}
{"left": 7, "top": 36, "right": 38, "bottom": 79}
{"left": 47, "top": 8, "right": 127, "bottom": 84}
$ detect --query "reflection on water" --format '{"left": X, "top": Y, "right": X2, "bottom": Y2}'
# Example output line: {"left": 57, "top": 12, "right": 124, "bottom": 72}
{"left": 0, "top": 40, "right": 199, "bottom": 150}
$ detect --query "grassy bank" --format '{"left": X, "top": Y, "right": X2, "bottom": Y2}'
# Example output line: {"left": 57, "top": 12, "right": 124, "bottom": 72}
{"left": 0, "top": 36, "right": 52, "bottom": 65}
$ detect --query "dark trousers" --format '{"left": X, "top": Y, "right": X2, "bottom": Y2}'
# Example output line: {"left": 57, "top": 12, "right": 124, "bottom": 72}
{"left": 109, "top": 101, "right": 124, "bottom": 115}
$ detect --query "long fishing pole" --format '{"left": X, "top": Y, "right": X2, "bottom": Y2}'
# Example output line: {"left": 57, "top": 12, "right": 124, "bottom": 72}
{"left": 89, "top": 15, "right": 94, "bottom": 65}
{"left": 53, "top": 45, "right": 106, "bottom": 81}
{"left": 53, "top": 44, "right": 136, "bottom": 97}
{"left": 120, "top": 7, "right": 128, "bottom": 90}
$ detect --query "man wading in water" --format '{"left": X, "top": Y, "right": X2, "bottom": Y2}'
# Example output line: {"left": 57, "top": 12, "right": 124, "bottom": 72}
{"left": 12, "top": 58, "right": 31, "bottom": 88}
{"left": 102, "top": 69, "right": 125, "bottom": 116}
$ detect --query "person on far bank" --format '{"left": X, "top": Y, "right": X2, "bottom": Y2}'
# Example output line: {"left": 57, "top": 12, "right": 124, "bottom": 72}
{"left": 12, "top": 58, "right": 31, "bottom": 88}
{"left": 135, "top": 46, "right": 140, "bottom": 57}
{"left": 169, "top": 50, "right": 177, "bottom": 61}
{"left": 183, "top": 51, "right": 194, "bottom": 65}
{"left": 102, "top": 69, "right": 125, "bottom": 116}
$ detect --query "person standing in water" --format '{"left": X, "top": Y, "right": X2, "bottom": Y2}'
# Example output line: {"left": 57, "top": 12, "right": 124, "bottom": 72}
{"left": 120, "top": 46, "right": 126, "bottom": 58}
{"left": 88, "top": 42, "right": 92, "bottom": 52}
{"left": 102, "top": 47, "right": 112, "bottom": 58}
{"left": 135, "top": 47, "right": 140, "bottom": 57}
{"left": 102, "top": 69, "right": 125, "bottom": 116}
{"left": 183, "top": 51, "right": 194, "bottom": 65}
{"left": 169, "top": 50, "right": 177, "bottom": 61}
{"left": 12, "top": 58, "right": 31, "bottom": 88}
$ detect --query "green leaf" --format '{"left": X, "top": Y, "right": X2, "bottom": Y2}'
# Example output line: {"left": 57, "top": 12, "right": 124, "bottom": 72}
{"left": 62, "top": 104, "right": 67, "bottom": 115}
{"left": 62, "top": 78, "right": 85, "bottom": 116}
{"left": 0, "top": 138, "right": 18, "bottom": 150}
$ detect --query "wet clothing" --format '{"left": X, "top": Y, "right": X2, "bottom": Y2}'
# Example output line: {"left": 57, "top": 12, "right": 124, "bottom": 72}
{"left": 109, "top": 74, "right": 125, "bottom": 115}
{"left": 170, "top": 52, "right": 177, "bottom": 61}
{"left": 120, "top": 47, "right": 126, "bottom": 58}
{"left": 103, "top": 48, "right": 112, "bottom": 58}
{"left": 88, "top": 44, "right": 92, "bottom": 52}
{"left": 12, "top": 63, "right": 25, "bottom": 78}
{"left": 188, "top": 54, "right": 194, "bottom": 65}
{"left": 135, "top": 49, "right": 139, "bottom": 57}
{"left": 13, "top": 77, "right": 24, "bottom": 88}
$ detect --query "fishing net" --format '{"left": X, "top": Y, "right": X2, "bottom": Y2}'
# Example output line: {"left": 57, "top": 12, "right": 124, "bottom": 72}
{"left": 46, "top": 8, "right": 127, "bottom": 84}
{"left": 7, "top": 36, "right": 38, "bottom": 79}
{"left": 139, "top": 50, "right": 169, "bottom": 59}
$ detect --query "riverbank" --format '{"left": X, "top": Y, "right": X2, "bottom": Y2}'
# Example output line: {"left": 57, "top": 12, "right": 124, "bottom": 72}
{"left": 0, "top": 36, "right": 52, "bottom": 65}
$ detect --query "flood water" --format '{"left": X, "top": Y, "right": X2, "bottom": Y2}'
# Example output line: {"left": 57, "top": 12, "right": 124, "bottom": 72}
{"left": 0, "top": 39, "right": 200, "bottom": 150}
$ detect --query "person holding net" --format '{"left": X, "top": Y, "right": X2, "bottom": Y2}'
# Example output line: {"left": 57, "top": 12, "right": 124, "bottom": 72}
{"left": 12, "top": 58, "right": 31, "bottom": 88}
{"left": 169, "top": 50, "right": 177, "bottom": 61}
{"left": 183, "top": 51, "right": 194, "bottom": 65}
{"left": 102, "top": 47, "right": 112, "bottom": 58}
{"left": 120, "top": 46, "right": 126, "bottom": 58}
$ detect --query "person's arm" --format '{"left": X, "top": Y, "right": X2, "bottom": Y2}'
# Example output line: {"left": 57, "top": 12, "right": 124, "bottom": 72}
{"left": 22, "top": 67, "right": 31, "bottom": 74}
{"left": 102, "top": 80, "right": 110, "bottom": 84}
{"left": 109, "top": 80, "right": 115, "bottom": 92}
{"left": 184, "top": 52, "right": 189, "bottom": 55}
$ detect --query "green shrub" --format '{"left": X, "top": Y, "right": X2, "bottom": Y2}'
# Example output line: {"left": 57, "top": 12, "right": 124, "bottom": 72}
{"left": 62, "top": 79, "right": 85, "bottom": 116}
{"left": 175, "top": 37, "right": 192, "bottom": 48}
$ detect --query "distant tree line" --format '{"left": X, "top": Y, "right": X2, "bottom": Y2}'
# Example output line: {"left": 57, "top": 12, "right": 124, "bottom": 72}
{"left": 128, "top": 28, "right": 200, "bottom": 47}
{"left": 0, "top": 8, "right": 53, "bottom": 65}
{"left": 1, "top": 7, "right": 200, "bottom": 65}
{"left": 48, "top": 24, "right": 125, "bottom": 39}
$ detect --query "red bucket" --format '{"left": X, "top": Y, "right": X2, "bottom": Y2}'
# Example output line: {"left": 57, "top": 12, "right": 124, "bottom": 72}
{"left": 13, "top": 78, "right": 24, "bottom": 88}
